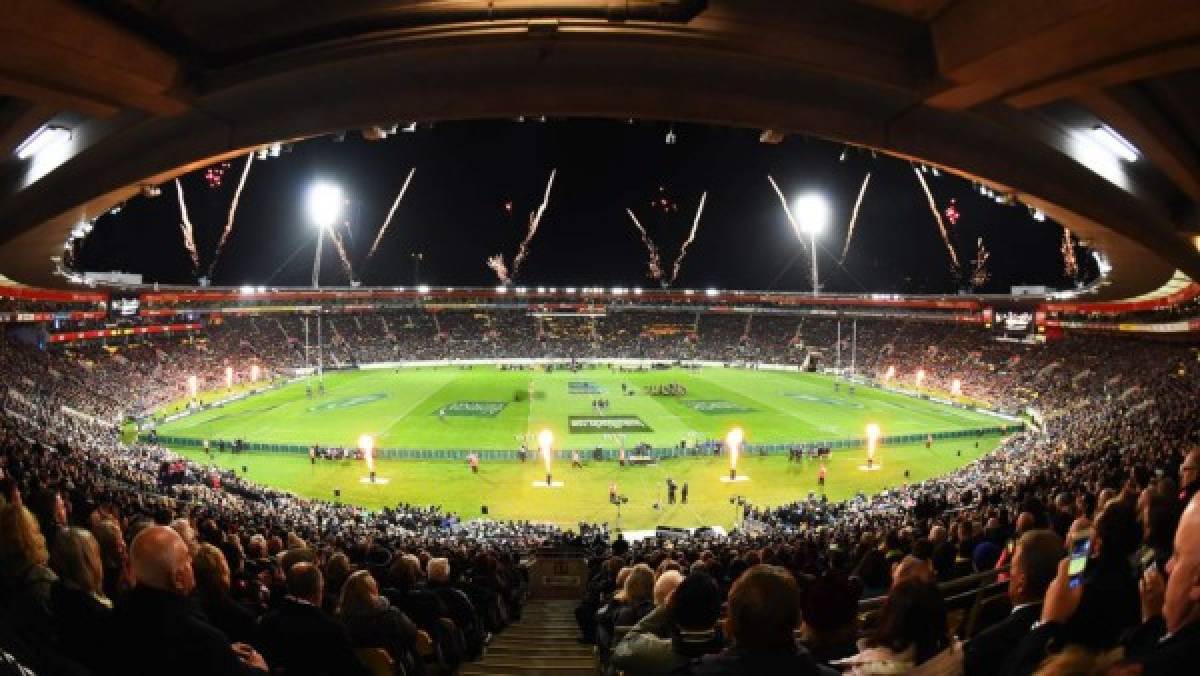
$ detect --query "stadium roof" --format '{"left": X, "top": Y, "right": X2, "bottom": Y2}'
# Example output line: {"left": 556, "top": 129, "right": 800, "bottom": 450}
{"left": 1, "top": 0, "right": 1199, "bottom": 299}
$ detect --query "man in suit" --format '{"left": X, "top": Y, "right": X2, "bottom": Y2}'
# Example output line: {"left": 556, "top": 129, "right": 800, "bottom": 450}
{"left": 255, "top": 562, "right": 369, "bottom": 676}
{"left": 113, "top": 526, "right": 268, "bottom": 676}
{"left": 964, "top": 529, "right": 1063, "bottom": 676}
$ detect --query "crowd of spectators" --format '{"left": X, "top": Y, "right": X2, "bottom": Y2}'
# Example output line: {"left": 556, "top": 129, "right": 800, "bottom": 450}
{"left": 1, "top": 309, "right": 1198, "bottom": 675}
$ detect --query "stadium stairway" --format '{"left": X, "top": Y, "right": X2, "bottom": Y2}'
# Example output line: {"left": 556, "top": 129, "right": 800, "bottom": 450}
{"left": 462, "top": 599, "right": 596, "bottom": 676}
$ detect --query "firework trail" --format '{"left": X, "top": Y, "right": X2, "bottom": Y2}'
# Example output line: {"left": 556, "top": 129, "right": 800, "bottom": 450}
{"left": 670, "top": 191, "right": 707, "bottom": 285}
{"left": 625, "top": 208, "right": 664, "bottom": 283}
{"left": 766, "top": 174, "right": 814, "bottom": 287}
{"left": 839, "top": 172, "right": 871, "bottom": 264}
{"left": 912, "top": 166, "right": 960, "bottom": 271}
{"left": 328, "top": 226, "right": 355, "bottom": 282}
{"left": 174, "top": 178, "right": 200, "bottom": 274}
{"left": 509, "top": 169, "right": 556, "bottom": 280}
{"left": 970, "top": 237, "right": 990, "bottom": 288}
{"left": 207, "top": 153, "right": 255, "bottom": 278}
{"left": 1061, "top": 226, "right": 1079, "bottom": 279}
{"left": 766, "top": 174, "right": 805, "bottom": 246}
{"left": 486, "top": 254, "right": 510, "bottom": 285}
{"left": 366, "top": 166, "right": 416, "bottom": 262}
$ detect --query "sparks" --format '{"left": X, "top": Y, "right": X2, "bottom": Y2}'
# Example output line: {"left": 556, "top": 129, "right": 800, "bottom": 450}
{"left": 366, "top": 166, "right": 416, "bottom": 263}
{"left": 626, "top": 208, "right": 664, "bottom": 284}
{"left": 839, "top": 172, "right": 871, "bottom": 264}
{"left": 913, "top": 166, "right": 960, "bottom": 272}
{"left": 174, "top": 178, "right": 200, "bottom": 274}
{"left": 669, "top": 191, "right": 707, "bottom": 285}
{"left": 207, "top": 153, "right": 255, "bottom": 278}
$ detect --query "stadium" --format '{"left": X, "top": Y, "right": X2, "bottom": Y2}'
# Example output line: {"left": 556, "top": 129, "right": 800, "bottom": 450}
{"left": 1, "top": 3, "right": 1200, "bottom": 676}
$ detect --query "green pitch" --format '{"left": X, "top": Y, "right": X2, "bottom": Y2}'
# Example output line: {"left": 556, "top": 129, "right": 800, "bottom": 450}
{"left": 155, "top": 366, "right": 1009, "bottom": 530}
{"left": 172, "top": 437, "right": 1002, "bottom": 530}
{"left": 156, "top": 366, "right": 1001, "bottom": 451}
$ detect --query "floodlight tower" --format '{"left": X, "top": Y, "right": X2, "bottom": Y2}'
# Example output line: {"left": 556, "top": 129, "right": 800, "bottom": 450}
{"left": 794, "top": 194, "right": 830, "bottom": 297}
{"left": 307, "top": 182, "right": 342, "bottom": 385}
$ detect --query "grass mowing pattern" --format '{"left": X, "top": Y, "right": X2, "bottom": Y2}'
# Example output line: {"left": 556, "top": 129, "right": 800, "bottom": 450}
{"left": 156, "top": 366, "right": 1006, "bottom": 529}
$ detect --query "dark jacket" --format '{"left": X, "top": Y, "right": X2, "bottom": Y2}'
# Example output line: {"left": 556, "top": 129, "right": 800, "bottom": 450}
{"left": 50, "top": 583, "right": 113, "bottom": 674}
{"left": 428, "top": 581, "right": 484, "bottom": 659}
{"left": 964, "top": 602, "right": 1040, "bottom": 676}
{"left": 681, "top": 646, "right": 839, "bottom": 676}
{"left": 111, "top": 585, "right": 265, "bottom": 676}
{"left": 611, "top": 605, "right": 724, "bottom": 676}
{"left": 196, "top": 591, "right": 258, "bottom": 644}
{"left": 341, "top": 604, "right": 425, "bottom": 676}
{"left": 256, "top": 597, "right": 369, "bottom": 676}
{"left": 1129, "top": 618, "right": 1200, "bottom": 675}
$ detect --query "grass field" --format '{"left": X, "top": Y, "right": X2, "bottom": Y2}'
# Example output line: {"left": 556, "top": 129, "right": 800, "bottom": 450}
{"left": 173, "top": 436, "right": 1002, "bottom": 530}
{"left": 156, "top": 366, "right": 1000, "bottom": 451}
{"left": 155, "top": 366, "right": 1008, "bottom": 530}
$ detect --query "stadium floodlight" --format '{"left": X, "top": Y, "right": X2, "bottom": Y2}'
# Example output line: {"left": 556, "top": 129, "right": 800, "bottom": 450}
{"left": 307, "top": 182, "right": 343, "bottom": 231}
{"left": 15, "top": 125, "right": 70, "bottom": 160}
{"left": 794, "top": 193, "right": 830, "bottom": 297}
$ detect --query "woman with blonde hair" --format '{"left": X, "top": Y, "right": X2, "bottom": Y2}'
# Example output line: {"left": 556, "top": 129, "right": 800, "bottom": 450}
{"left": 338, "top": 569, "right": 425, "bottom": 676}
{"left": 0, "top": 503, "right": 56, "bottom": 605}
{"left": 50, "top": 527, "right": 113, "bottom": 673}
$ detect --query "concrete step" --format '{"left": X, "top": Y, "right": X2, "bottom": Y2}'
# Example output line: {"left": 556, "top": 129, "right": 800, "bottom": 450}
{"left": 462, "top": 662, "right": 595, "bottom": 676}
{"left": 486, "top": 645, "right": 594, "bottom": 658}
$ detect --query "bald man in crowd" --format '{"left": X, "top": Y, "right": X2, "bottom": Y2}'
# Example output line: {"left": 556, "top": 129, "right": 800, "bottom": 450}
{"left": 255, "top": 561, "right": 369, "bottom": 676}
{"left": 113, "top": 525, "right": 267, "bottom": 675}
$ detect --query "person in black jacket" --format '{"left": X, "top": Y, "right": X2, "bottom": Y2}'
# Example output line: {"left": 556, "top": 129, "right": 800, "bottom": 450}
{"left": 427, "top": 557, "right": 484, "bottom": 660}
{"left": 256, "top": 561, "right": 369, "bottom": 676}
{"left": 964, "top": 529, "right": 1063, "bottom": 676}
{"left": 49, "top": 527, "right": 114, "bottom": 674}
{"left": 192, "top": 543, "right": 257, "bottom": 644}
{"left": 681, "top": 565, "right": 836, "bottom": 676}
{"left": 111, "top": 525, "right": 268, "bottom": 676}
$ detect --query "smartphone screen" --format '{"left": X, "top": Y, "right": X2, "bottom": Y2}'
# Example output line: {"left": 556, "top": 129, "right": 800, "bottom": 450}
{"left": 1068, "top": 531, "right": 1092, "bottom": 588}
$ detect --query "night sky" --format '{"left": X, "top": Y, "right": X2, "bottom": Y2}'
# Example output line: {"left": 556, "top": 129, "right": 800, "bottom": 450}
{"left": 80, "top": 119, "right": 1094, "bottom": 293}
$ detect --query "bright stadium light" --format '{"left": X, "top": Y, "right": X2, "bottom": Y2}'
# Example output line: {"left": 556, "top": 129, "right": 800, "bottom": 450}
{"left": 307, "top": 182, "right": 343, "bottom": 230}
{"left": 1088, "top": 124, "right": 1139, "bottom": 163}
{"left": 793, "top": 193, "right": 830, "bottom": 297}
{"left": 15, "top": 125, "right": 71, "bottom": 160}
{"left": 794, "top": 194, "right": 830, "bottom": 236}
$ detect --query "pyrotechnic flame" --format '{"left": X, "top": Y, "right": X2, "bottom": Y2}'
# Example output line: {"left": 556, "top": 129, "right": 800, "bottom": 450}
{"left": 866, "top": 423, "right": 881, "bottom": 462}
{"left": 510, "top": 169, "right": 556, "bottom": 280}
{"left": 912, "top": 166, "right": 960, "bottom": 271}
{"left": 625, "top": 208, "right": 663, "bottom": 283}
{"left": 207, "top": 153, "right": 255, "bottom": 278}
{"left": 174, "top": 179, "right": 200, "bottom": 274}
{"left": 251, "top": 365, "right": 260, "bottom": 382}
{"left": 839, "top": 173, "right": 871, "bottom": 264}
{"left": 670, "top": 191, "right": 707, "bottom": 285}
{"left": 366, "top": 166, "right": 416, "bottom": 262}
{"left": 915, "top": 369, "right": 926, "bottom": 386}
{"left": 486, "top": 254, "right": 510, "bottom": 285}
{"left": 726, "top": 427, "right": 743, "bottom": 471}
{"left": 884, "top": 365, "right": 895, "bottom": 381}
{"left": 225, "top": 366, "right": 233, "bottom": 388}
{"left": 951, "top": 379, "right": 962, "bottom": 396}
{"left": 187, "top": 375, "right": 198, "bottom": 398}
{"left": 359, "top": 434, "right": 375, "bottom": 473}
{"left": 538, "top": 429, "right": 553, "bottom": 475}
